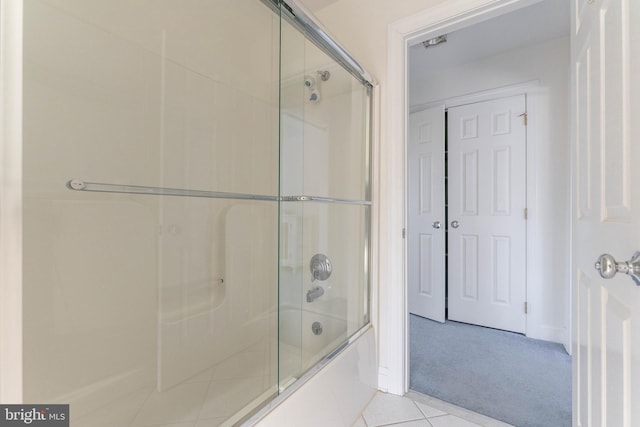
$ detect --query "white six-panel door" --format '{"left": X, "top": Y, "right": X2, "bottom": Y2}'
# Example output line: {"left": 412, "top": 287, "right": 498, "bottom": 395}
{"left": 572, "top": 0, "right": 640, "bottom": 425}
{"left": 408, "top": 106, "right": 446, "bottom": 322}
{"left": 447, "top": 95, "right": 527, "bottom": 333}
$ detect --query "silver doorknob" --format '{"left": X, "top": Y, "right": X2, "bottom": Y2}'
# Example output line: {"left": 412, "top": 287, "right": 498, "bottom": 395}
{"left": 432, "top": 221, "right": 441, "bottom": 229}
{"left": 594, "top": 251, "right": 640, "bottom": 286}
{"left": 451, "top": 220, "right": 460, "bottom": 229}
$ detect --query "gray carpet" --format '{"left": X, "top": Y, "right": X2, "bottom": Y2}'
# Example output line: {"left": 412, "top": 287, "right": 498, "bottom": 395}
{"left": 410, "top": 315, "right": 571, "bottom": 427}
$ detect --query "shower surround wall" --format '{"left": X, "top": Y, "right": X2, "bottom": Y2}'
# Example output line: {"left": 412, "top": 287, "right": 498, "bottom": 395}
{"left": 18, "top": 0, "right": 373, "bottom": 425}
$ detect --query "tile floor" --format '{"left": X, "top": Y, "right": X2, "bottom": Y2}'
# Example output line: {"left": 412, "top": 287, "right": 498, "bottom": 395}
{"left": 353, "top": 391, "right": 514, "bottom": 427}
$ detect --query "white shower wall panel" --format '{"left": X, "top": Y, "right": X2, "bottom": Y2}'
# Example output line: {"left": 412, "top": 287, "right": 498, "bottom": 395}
{"left": 38, "top": 0, "right": 280, "bottom": 106}
{"left": 161, "top": 59, "right": 278, "bottom": 196}
{"left": 158, "top": 200, "right": 278, "bottom": 391}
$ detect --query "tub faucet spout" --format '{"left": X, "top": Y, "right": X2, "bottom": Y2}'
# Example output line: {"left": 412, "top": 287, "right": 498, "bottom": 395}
{"left": 306, "top": 286, "right": 324, "bottom": 303}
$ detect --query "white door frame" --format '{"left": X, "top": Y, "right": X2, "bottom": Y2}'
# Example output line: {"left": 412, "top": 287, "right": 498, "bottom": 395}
{"left": 384, "top": 0, "right": 548, "bottom": 395}
{"left": 0, "top": 0, "right": 24, "bottom": 402}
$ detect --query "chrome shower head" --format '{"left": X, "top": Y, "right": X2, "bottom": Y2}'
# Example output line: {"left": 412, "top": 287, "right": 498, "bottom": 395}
{"left": 317, "top": 70, "right": 330, "bottom": 81}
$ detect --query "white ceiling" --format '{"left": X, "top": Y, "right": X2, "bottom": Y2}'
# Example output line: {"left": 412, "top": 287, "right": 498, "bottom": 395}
{"left": 409, "top": 0, "right": 570, "bottom": 79}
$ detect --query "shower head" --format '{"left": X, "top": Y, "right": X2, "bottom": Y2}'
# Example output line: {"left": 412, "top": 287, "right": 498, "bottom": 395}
{"left": 316, "top": 70, "right": 330, "bottom": 81}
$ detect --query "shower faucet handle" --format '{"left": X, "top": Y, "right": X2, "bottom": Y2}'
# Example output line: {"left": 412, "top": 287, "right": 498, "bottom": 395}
{"left": 310, "top": 254, "right": 332, "bottom": 282}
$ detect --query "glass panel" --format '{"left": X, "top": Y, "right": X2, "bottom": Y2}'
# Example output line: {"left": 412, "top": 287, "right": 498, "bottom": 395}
{"left": 280, "top": 19, "right": 371, "bottom": 202}
{"left": 278, "top": 201, "right": 370, "bottom": 382}
{"left": 279, "top": 10, "right": 372, "bottom": 389}
{"left": 22, "top": 1, "right": 279, "bottom": 425}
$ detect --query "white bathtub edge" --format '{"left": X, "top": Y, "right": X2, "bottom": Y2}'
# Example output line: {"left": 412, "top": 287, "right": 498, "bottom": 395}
{"left": 248, "top": 326, "right": 377, "bottom": 427}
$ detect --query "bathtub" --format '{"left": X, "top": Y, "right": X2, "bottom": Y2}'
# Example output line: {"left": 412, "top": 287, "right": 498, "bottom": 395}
{"left": 278, "top": 301, "right": 349, "bottom": 383}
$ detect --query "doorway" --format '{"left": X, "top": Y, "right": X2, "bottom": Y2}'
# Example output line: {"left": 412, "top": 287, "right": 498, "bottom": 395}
{"left": 404, "top": 0, "right": 572, "bottom": 422}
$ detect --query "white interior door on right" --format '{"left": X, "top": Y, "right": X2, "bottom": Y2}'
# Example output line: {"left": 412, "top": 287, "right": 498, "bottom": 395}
{"left": 447, "top": 95, "right": 527, "bottom": 333}
{"left": 573, "top": 0, "right": 640, "bottom": 425}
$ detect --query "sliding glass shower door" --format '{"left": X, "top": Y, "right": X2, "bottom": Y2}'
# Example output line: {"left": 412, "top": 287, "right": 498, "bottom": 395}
{"left": 278, "top": 5, "right": 372, "bottom": 388}
{"left": 20, "top": 0, "right": 371, "bottom": 425}
{"left": 23, "top": 1, "right": 279, "bottom": 425}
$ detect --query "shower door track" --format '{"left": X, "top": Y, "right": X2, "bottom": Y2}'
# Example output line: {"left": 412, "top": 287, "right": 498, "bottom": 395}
{"left": 67, "top": 179, "right": 372, "bottom": 205}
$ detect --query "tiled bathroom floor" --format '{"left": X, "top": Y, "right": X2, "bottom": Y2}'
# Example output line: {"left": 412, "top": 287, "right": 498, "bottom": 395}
{"left": 353, "top": 391, "right": 514, "bottom": 427}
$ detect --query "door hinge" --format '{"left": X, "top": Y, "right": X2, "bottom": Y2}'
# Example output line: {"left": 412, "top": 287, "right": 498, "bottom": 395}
{"left": 519, "top": 112, "right": 528, "bottom": 126}
{"left": 402, "top": 228, "right": 406, "bottom": 239}
{"left": 524, "top": 208, "right": 528, "bottom": 220}
{"left": 524, "top": 302, "right": 528, "bottom": 314}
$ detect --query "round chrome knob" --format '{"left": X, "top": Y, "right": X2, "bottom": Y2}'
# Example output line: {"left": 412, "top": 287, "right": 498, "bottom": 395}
{"left": 432, "top": 221, "right": 441, "bottom": 229}
{"left": 451, "top": 220, "right": 460, "bottom": 229}
{"left": 594, "top": 251, "right": 640, "bottom": 286}
{"left": 594, "top": 254, "right": 617, "bottom": 279}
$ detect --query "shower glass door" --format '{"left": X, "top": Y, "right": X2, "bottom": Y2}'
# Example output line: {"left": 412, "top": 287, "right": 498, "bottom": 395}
{"left": 278, "top": 5, "right": 373, "bottom": 389}
{"left": 22, "top": 1, "right": 279, "bottom": 425}
{"left": 20, "top": 0, "right": 371, "bottom": 424}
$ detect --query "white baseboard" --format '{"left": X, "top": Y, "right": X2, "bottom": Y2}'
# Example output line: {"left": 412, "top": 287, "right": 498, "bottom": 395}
{"left": 527, "top": 324, "right": 567, "bottom": 347}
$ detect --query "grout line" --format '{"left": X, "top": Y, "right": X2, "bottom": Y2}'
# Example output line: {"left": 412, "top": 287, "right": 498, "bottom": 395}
{"left": 412, "top": 399, "right": 443, "bottom": 420}
{"left": 376, "top": 418, "right": 432, "bottom": 427}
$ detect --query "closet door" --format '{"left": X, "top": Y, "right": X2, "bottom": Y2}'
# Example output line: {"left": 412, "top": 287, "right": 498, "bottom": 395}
{"left": 407, "top": 106, "right": 445, "bottom": 322}
{"left": 447, "top": 95, "right": 527, "bottom": 333}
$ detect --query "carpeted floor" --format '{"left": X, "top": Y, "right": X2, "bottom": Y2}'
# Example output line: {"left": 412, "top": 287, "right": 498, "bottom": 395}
{"left": 410, "top": 315, "right": 571, "bottom": 427}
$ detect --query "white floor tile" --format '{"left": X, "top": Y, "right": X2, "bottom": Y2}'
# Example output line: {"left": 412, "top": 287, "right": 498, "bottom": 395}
{"left": 405, "top": 391, "right": 513, "bottom": 427}
{"left": 351, "top": 416, "right": 367, "bottom": 427}
{"left": 414, "top": 401, "right": 447, "bottom": 418}
{"left": 391, "top": 420, "right": 434, "bottom": 427}
{"left": 362, "top": 393, "right": 425, "bottom": 427}
{"left": 428, "top": 415, "right": 482, "bottom": 427}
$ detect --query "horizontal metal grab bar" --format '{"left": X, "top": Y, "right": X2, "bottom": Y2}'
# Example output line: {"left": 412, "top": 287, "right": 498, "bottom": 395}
{"left": 67, "top": 179, "right": 278, "bottom": 201}
{"left": 67, "top": 179, "right": 372, "bottom": 206}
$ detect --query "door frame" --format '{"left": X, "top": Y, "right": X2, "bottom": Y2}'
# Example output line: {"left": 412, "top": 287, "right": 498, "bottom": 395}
{"left": 0, "top": 0, "right": 24, "bottom": 402}
{"left": 383, "top": 0, "right": 552, "bottom": 395}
